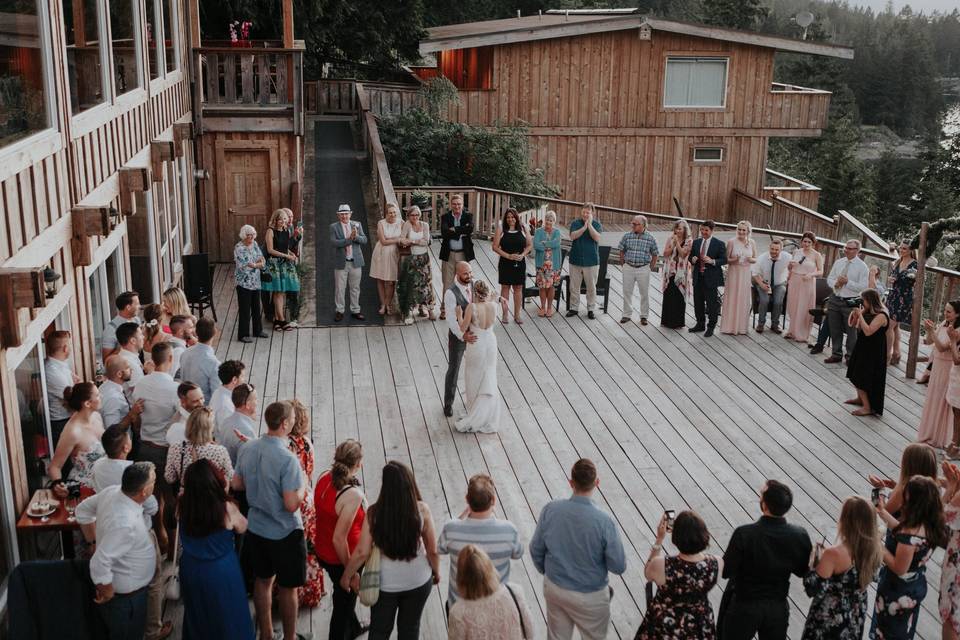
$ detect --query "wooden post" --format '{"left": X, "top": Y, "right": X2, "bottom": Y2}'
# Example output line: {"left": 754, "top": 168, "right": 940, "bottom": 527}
{"left": 906, "top": 222, "right": 928, "bottom": 379}
{"left": 282, "top": 0, "right": 294, "bottom": 48}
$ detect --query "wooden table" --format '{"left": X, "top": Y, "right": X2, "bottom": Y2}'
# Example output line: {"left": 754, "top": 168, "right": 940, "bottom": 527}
{"left": 15, "top": 490, "right": 82, "bottom": 558}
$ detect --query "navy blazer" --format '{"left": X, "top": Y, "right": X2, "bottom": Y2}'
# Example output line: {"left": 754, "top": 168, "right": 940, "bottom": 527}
{"left": 691, "top": 236, "right": 727, "bottom": 288}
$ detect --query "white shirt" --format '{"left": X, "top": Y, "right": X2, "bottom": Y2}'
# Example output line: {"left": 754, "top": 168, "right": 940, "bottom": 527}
{"left": 444, "top": 281, "right": 473, "bottom": 341}
{"left": 90, "top": 458, "right": 158, "bottom": 527}
{"left": 132, "top": 372, "right": 179, "bottom": 446}
{"left": 118, "top": 349, "right": 144, "bottom": 398}
{"left": 752, "top": 252, "right": 790, "bottom": 287}
{"left": 99, "top": 380, "right": 130, "bottom": 429}
{"left": 168, "top": 336, "right": 187, "bottom": 378}
{"left": 76, "top": 485, "right": 156, "bottom": 593}
{"left": 44, "top": 357, "right": 74, "bottom": 421}
{"left": 827, "top": 256, "right": 869, "bottom": 298}
{"left": 209, "top": 386, "right": 235, "bottom": 427}
{"left": 165, "top": 407, "right": 190, "bottom": 446}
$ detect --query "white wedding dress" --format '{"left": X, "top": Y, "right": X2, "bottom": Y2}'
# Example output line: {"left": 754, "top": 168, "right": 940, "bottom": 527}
{"left": 455, "top": 301, "right": 501, "bottom": 433}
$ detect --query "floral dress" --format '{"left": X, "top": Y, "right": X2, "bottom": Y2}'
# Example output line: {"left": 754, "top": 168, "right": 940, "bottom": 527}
{"left": 869, "top": 531, "right": 934, "bottom": 640}
{"left": 289, "top": 435, "right": 324, "bottom": 607}
{"left": 397, "top": 223, "right": 435, "bottom": 316}
{"left": 941, "top": 505, "right": 960, "bottom": 635}
{"left": 885, "top": 260, "right": 917, "bottom": 324}
{"left": 534, "top": 227, "right": 563, "bottom": 288}
{"left": 635, "top": 555, "right": 719, "bottom": 639}
{"left": 67, "top": 441, "right": 106, "bottom": 490}
{"left": 802, "top": 566, "right": 868, "bottom": 639}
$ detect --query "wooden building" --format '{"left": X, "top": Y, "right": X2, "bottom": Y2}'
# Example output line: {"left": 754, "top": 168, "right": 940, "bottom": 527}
{"left": 416, "top": 11, "right": 853, "bottom": 218}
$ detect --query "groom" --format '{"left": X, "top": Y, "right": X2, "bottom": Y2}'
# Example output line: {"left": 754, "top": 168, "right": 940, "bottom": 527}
{"left": 443, "top": 262, "right": 478, "bottom": 417}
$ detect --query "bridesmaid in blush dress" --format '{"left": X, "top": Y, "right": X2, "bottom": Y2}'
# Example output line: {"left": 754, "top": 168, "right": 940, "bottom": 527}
{"left": 784, "top": 231, "right": 823, "bottom": 342}
{"left": 720, "top": 221, "right": 756, "bottom": 335}
{"left": 917, "top": 300, "right": 960, "bottom": 449}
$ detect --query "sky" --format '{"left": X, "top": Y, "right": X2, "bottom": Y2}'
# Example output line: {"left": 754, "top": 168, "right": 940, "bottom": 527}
{"left": 849, "top": 0, "right": 959, "bottom": 13}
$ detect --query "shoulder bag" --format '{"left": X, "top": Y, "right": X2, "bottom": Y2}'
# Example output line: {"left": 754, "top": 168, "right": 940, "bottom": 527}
{"left": 358, "top": 545, "right": 381, "bottom": 607}
{"left": 505, "top": 584, "right": 528, "bottom": 639}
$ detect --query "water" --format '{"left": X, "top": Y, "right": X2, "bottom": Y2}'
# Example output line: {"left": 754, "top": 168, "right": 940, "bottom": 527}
{"left": 945, "top": 103, "right": 960, "bottom": 139}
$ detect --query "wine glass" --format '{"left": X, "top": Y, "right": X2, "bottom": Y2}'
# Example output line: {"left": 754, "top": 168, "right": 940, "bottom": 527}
{"left": 66, "top": 496, "right": 77, "bottom": 522}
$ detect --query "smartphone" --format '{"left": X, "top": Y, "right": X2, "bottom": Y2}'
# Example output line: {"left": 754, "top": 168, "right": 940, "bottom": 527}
{"left": 871, "top": 487, "right": 882, "bottom": 507}
{"left": 664, "top": 509, "right": 676, "bottom": 532}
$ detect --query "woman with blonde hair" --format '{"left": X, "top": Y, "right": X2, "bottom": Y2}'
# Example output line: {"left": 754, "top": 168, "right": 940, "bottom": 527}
{"left": 262, "top": 208, "right": 300, "bottom": 331}
{"left": 448, "top": 545, "right": 533, "bottom": 639}
{"left": 455, "top": 280, "right": 502, "bottom": 433}
{"left": 867, "top": 443, "right": 938, "bottom": 516}
{"left": 397, "top": 205, "right": 436, "bottom": 323}
{"left": 370, "top": 203, "right": 404, "bottom": 316}
{"left": 161, "top": 287, "right": 191, "bottom": 329}
{"left": 533, "top": 210, "right": 563, "bottom": 317}
{"left": 286, "top": 399, "right": 324, "bottom": 607}
{"left": 493, "top": 208, "right": 531, "bottom": 324}
{"left": 165, "top": 406, "right": 233, "bottom": 488}
{"left": 661, "top": 219, "right": 692, "bottom": 328}
{"left": 803, "top": 496, "right": 883, "bottom": 638}
{"left": 720, "top": 220, "right": 757, "bottom": 335}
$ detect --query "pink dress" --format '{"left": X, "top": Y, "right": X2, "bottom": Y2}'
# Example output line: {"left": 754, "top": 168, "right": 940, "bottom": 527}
{"left": 949, "top": 358, "right": 960, "bottom": 409}
{"left": 917, "top": 326, "right": 955, "bottom": 447}
{"left": 720, "top": 240, "right": 753, "bottom": 335}
{"left": 785, "top": 251, "right": 819, "bottom": 342}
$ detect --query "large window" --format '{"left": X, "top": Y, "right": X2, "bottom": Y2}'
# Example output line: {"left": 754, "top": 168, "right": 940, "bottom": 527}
{"left": 88, "top": 244, "right": 126, "bottom": 370}
{"left": 109, "top": 0, "right": 139, "bottom": 95}
{"left": 160, "top": 0, "right": 176, "bottom": 72}
{"left": 144, "top": 0, "right": 158, "bottom": 80}
{"left": 0, "top": 0, "right": 51, "bottom": 147}
{"left": 14, "top": 345, "right": 50, "bottom": 497}
{"left": 664, "top": 57, "right": 728, "bottom": 108}
{"left": 62, "top": 0, "right": 106, "bottom": 114}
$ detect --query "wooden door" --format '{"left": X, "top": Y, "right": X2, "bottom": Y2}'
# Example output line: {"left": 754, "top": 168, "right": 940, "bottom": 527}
{"left": 215, "top": 140, "right": 280, "bottom": 260}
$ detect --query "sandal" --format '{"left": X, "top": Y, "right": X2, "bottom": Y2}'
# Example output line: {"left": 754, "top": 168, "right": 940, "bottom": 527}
{"left": 515, "top": 318, "right": 524, "bottom": 325}
{"left": 537, "top": 309, "right": 545, "bottom": 317}
{"left": 890, "top": 353, "right": 901, "bottom": 366}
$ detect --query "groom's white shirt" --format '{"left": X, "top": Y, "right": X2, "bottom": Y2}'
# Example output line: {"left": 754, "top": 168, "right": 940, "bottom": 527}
{"left": 444, "top": 281, "right": 473, "bottom": 341}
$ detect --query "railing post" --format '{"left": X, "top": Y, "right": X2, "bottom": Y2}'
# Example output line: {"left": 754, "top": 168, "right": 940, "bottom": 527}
{"left": 906, "top": 222, "right": 929, "bottom": 379}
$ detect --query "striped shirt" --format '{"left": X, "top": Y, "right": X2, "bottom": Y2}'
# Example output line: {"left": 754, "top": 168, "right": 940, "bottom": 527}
{"left": 438, "top": 516, "right": 524, "bottom": 603}
{"left": 617, "top": 230, "right": 659, "bottom": 267}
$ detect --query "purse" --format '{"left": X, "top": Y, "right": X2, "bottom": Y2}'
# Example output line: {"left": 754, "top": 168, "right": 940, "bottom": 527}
{"left": 358, "top": 545, "right": 381, "bottom": 607}
{"left": 165, "top": 522, "right": 181, "bottom": 600}
{"left": 260, "top": 269, "right": 273, "bottom": 283}
{"left": 505, "top": 584, "right": 528, "bottom": 639}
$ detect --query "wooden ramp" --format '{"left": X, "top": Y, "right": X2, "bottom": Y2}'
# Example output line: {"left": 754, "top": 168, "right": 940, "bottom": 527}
{"left": 165, "top": 239, "right": 938, "bottom": 639}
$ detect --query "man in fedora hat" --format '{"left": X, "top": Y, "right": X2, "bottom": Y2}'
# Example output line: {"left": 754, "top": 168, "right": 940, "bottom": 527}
{"left": 330, "top": 204, "right": 367, "bottom": 321}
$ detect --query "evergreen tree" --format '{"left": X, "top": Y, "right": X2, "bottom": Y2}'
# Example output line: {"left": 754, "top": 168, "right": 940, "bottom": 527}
{"left": 701, "top": 0, "right": 768, "bottom": 30}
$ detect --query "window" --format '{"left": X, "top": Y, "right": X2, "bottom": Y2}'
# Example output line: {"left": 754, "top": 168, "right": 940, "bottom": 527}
{"left": 88, "top": 245, "right": 126, "bottom": 370}
{"left": 109, "top": 0, "right": 140, "bottom": 95}
{"left": 0, "top": 1, "right": 51, "bottom": 147}
{"left": 438, "top": 47, "right": 493, "bottom": 90}
{"left": 144, "top": 0, "right": 158, "bottom": 79}
{"left": 62, "top": 0, "right": 106, "bottom": 114}
{"left": 160, "top": 0, "right": 177, "bottom": 72}
{"left": 166, "top": 162, "right": 181, "bottom": 271}
{"left": 14, "top": 345, "right": 49, "bottom": 496}
{"left": 693, "top": 147, "right": 724, "bottom": 163}
{"left": 664, "top": 57, "right": 728, "bottom": 108}
{"left": 0, "top": 413, "right": 16, "bottom": 584}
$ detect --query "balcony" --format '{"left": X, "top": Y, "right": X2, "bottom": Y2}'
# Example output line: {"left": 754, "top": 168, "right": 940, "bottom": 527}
{"left": 193, "top": 41, "right": 304, "bottom": 135}
{"left": 764, "top": 82, "right": 832, "bottom": 132}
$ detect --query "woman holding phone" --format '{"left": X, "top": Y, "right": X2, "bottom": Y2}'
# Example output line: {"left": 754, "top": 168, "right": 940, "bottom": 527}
{"left": 844, "top": 288, "right": 889, "bottom": 416}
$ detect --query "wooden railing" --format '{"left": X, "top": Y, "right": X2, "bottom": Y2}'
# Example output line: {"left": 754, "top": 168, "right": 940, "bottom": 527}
{"left": 766, "top": 82, "right": 832, "bottom": 130}
{"left": 763, "top": 168, "right": 822, "bottom": 211}
{"left": 731, "top": 189, "right": 837, "bottom": 239}
{"left": 306, "top": 79, "right": 422, "bottom": 118}
{"left": 356, "top": 84, "right": 396, "bottom": 216}
{"left": 836, "top": 210, "right": 894, "bottom": 257}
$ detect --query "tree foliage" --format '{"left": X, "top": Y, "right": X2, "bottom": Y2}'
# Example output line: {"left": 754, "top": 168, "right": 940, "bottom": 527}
{"left": 701, "top": 0, "right": 768, "bottom": 30}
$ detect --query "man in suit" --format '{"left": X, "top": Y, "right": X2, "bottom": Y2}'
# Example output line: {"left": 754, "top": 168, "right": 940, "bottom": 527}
{"left": 329, "top": 204, "right": 368, "bottom": 322}
{"left": 439, "top": 194, "right": 475, "bottom": 321}
{"left": 690, "top": 219, "right": 727, "bottom": 337}
{"left": 443, "top": 262, "right": 478, "bottom": 417}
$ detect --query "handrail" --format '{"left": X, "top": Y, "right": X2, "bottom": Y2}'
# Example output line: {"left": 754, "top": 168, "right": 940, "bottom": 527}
{"left": 772, "top": 196, "right": 834, "bottom": 224}
{"left": 765, "top": 168, "right": 821, "bottom": 191}
{"left": 195, "top": 45, "right": 305, "bottom": 54}
{"left": 837, "top": 210, "right": 894, "bottom": 255}
{"left": 732, "top": 189, "right": 772, "bottom": 208}
{"left": 770, "top": 82, "right": 831, "bottom": 94}
{"left": 356, "top": 83, "right": 396, "bottom": 215}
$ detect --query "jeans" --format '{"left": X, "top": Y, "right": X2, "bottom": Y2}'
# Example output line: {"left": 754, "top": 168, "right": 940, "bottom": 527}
{"left": 756, "top": 284, "right": 786, "bottom": 329}
{"left": 236, "top": 286, "right": 262, "bottom": 339}
{"left": 98, "top": 588, "right": 148, "bottom": 640}
{"left": 320, "top": 561, "right": 364, "bottom": 640}
{"left": 721, "top": 597, "right": 789, "bottom": 640}
{"left": 444, "top": 331, "right": 466, "bottom": 411}
{"left": 827, "top": 295, "right": 857, "bottom": 357}
{"left": 368, "top": 578, "right": 432, "bottom": 640}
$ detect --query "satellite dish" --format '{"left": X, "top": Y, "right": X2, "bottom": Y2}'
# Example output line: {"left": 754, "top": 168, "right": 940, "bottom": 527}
{"left": 796, "top": 11, "right": 815, "bottom": 28}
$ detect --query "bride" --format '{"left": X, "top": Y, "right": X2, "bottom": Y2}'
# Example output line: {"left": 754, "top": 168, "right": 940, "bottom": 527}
{"left": 455, "top": 280, "right": 501, "bottom": 433}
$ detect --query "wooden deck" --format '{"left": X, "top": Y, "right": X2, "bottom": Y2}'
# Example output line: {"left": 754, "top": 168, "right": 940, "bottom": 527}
{"left": 166, "top": 239, "right": 939, "bottom": 639}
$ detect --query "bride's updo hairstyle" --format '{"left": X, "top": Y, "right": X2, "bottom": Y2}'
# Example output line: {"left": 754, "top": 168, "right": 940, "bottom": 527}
{"left": 473, "top": 280, "right": 491, "bottom": 302}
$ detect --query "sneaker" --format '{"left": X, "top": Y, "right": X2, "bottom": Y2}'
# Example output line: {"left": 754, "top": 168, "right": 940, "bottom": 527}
{"left": 587, "top": 311, "right": 596, "bottom": 319}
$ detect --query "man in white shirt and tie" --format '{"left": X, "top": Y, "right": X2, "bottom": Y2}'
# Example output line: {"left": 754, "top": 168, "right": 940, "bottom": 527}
{"left": 100, "top": 355, "right": 144, "bottom": 430}
{"left": 752, "top": 239, "right": 791, "bottom": 334}
{"left": 824, "top": 239, "right": 869, "bottom": 363}
{"left": 76, "top": 462, "right": 158, "bottom": 640}
{"left": 44, "top": 330, "right": 80, "bottom": 448}
{"left": 443, "top": 262, "right": 479, "bottom": 417}
{"left": 330, "top": 203, "right": 368, "bottom": 322}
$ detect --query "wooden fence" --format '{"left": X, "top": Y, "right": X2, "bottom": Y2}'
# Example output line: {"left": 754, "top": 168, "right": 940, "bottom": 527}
{"left": 305, "top": 79, "right": 421, "bottom": 117}
{"left": 763, "top": 168, "right": 822, "bottom": 212}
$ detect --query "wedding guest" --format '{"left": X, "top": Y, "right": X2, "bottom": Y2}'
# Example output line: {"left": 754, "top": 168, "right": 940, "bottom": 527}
{"left": 867, "top": 443, "right": 939, "bottom": 516}
{"left": 264, "top": 208, "right": 301, "bottom": 330}
{"left": 398, "top": 205, "right": 436, "bottom": 323}
{"left": 142, "top": 305, "right": 166, "bottom": 352}
{"left": 231, "top": 401, "right": 307, "bottom": 640}
{"left": 690, "top": 220, "right": 727, "bottom": 337}
{"left": 370, "top": 202, "right": 403, "bottom": 316}
{"left": 44, "top": 330, "right": 80, "bottom": 447}
{"left": 803, "top": 496, "right": 882, "bottom": 639}
{"left": 99, "top": 355, "right": 143, "bottom": 432}
{"left": 218, "top": 383, "right": 258, "bottom": 465}
{"left": 314, "top": 440, "right": 366, "bottom": 640}
{"left": 179, "top": 317, "right": 220, "bottom": 403}
{"left": 49, "top": 382, "right": 106, "bottom": 495}
{"left": 160, "top": 287, "right": 191, "bottom": 330}
{"left": 163, "top": 382, "right": 204, "bottom": 446}
{"left": 533, "top": 210, "right": 563, "bottom": 317}
{"left": 132, "top": 343, "right": 180, "bottom": 492}
{"left": 784, "top": 232, "right": 823, "bottom": 342}
{"left": 917, "top": 300, "right": 959, "bottom": 448}
{"left": 940, "top": 462, "right": 960, "bottom": 639}
{"left": 234, "top": 224, "right": 267, "bottom": 343}
{"left": 341, "top": 461, "right": 440, "bottom": 639}
{"left": 285, "top": 399, "right": 324, "bottom": 607}
{"left": 447, "top": 545, "right": 534, "bottom": 640}
{"left": 92, "top": 426, "right": 150, "bottom": 494}
{"left": 165, "top": 407, "right": 233, "bottom": 489}
{"left": 720, "top": 220, "right": 757, "bottom": 335}
{"left": 167, "top": 315, "right": 194, "bottom": 377}
{"left": 566, "top": 204, "right": 603, "bottom": 320}
{"left": 720, "top": 480, "right": 811, "bottom": 640}
{"left": 948, "top": 325, "right": 960, "bottom": 457}
{"left": 76, "top": 462, "right": 157, "bottom": 640}
{"left": 636, "top": 511, "right": 721, "bottom": 639}
{"left": 439, "top": 194, "right": 475, "bottom": 320}
{"left": 494, "top": 208, "right": 532, "bottom": 324}
{"left": 845, "top": 289, "right": 889, "bottom": 416}
{"left": 101, "top": 290, "right": 141, "bottom": 363}
{"left": 178, "top": 459, "right": 254, "bottom": 639}
{"left": 618, "top": 215, "right": 659, "bottom": 326}
{"left": 330, "top": 204, "right": 368, "bottom": 322}
{"left": 115, "top": 322, "right": 146, "bottom": 393}
{"left": 871, "top": 476, "right": 947, "bottom": 639}
{"left": 530, "top": 458, "right": 626, "bottom": 639}
{"left": 661, "top": 219, "right": 692, "bottom": 329}
{"left": 886, "top": 241, "right": 918, "bottom": 365}
{"left": 209, "top": 360, "right": 245, "bottom": 426}
{"left": 751, "top": 239, "right": 790, "bottom": 334}
{"left": 824, "top": 240, "right": 868, "bottom": 363}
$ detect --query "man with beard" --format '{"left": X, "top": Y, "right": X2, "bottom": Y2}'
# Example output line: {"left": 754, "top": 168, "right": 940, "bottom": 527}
{"left": 443, "top": 261, "right": 478, "bottom": 417}
{"left": 100, "top": 355, "right": 144, "bottom": 430}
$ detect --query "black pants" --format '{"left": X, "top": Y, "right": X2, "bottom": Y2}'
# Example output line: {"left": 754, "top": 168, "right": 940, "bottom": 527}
{"left": 236, "top": 286, "right": 263, "bottom": 339}
{"left": 693, "top": 282, "right": 720, "bottom": 328}
{"left": 98, "top": 588, "right": 148, "bottom": 640}
{"left": 368, "top": 578, "right": 432, "bottom": 640}
{"left": 721, "top": 597, "right": 788, "bottom": 640}
{"left": 320, "top": 560, "right": 364, "bottom": 640}
{"left": 444, "top": 331, "right": 466, "bottom": 411}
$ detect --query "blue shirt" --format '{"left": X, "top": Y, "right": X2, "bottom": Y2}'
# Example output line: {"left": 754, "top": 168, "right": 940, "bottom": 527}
{"left": 235, "top": 435, "right": 303, "bottom": 539}
{"left": 101, "top": 314, "right": 142, "bottom": 353}
{"left": 178, "top": 343, "right": 220, "bottom": 403}
{"left": 568, "top": 220, "right": 603, "bottom": 267}
{"left": 529, "top": 495, "right": 626, "bottom": 593}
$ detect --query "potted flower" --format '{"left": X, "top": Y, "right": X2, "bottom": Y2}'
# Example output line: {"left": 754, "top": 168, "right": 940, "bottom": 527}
{"left": 229, "top": 20, "right": 253, "bottom": 48}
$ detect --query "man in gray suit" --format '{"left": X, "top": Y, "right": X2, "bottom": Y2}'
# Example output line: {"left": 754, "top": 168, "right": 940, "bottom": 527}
{"left": 330, "top": 204, "right": 368, "bottom": 322}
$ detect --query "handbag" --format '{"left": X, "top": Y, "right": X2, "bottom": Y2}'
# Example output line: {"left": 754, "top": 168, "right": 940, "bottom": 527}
{"left": 165, "top": 522, "right": 181, "bottom": 600}
{"left": 358, "top": 545, "right": 381, "bottom": 607}
{"left": 259, "top": 269, "right": 273, "bottom": 283}
{"left": 505, "top": 584, "right": 528, "bottom": 639}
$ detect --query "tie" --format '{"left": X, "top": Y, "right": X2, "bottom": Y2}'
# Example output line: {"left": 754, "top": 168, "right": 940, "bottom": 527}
{"left": 699, "top": 239, "right": 707, "bottom": 273}
{"left": 344, "top": 224, "right": 352, "bottom": 260}
{"left": 770, "top": 259, "right": 776, "bottom": 287}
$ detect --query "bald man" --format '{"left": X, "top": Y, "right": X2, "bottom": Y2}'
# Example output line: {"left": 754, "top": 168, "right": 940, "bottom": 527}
{"left": 443, "top": 262, "right": 478, "bottom": 417}
{"left": 100, "top": 355, "right": 144, "bottom": 430}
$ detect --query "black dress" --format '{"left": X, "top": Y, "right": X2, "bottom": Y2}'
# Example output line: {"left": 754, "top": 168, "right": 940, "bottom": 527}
{"left": 498, "top": 229, "right": 527, "bottom": 286}
{"left": 662, "top": 278, "right": 686, "bottom": 328}
{"left": 846, "top": 310, "right": 888, "bottom": 415}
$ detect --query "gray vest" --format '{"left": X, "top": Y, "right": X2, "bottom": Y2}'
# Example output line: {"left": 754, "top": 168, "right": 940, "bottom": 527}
{"left": 449, "top": 283, "right": 469, "bottom": 310}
